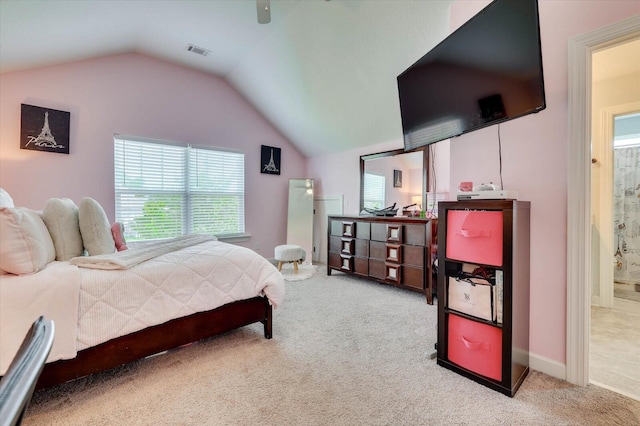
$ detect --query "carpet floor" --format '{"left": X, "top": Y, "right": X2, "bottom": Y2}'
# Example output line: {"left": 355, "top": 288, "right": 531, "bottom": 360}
{"left": 23, "top": 269, "right": 640, "bottom": 425}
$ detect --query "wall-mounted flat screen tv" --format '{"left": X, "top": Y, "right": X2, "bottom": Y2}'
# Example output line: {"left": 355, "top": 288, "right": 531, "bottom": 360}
{"left": 397, "top": 0, "right": 546, "bottom": 150}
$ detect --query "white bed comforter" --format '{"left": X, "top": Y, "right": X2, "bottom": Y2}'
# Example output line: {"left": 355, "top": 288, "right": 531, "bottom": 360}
{"left": 0, "top": 238, "right": 284, "bottom": 374}
{"left": 0, "top": 262, "right": 81, "bottom": 374}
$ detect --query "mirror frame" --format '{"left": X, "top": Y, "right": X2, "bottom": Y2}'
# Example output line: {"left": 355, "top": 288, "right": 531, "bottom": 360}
{"left": 359, "top": 147, "right": 430, "bottom": 213}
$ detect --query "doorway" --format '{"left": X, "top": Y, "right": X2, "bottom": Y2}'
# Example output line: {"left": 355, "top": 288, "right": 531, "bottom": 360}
{"left": 590, "top": 40, "right": 640, "bottom": 398}
{"left": 612, "top": 112, "right": 640, "bottom": 300}
{"left": 312, "top": 195, "right": 344, "bottom": 264}
{"left": 566, "top": 15, "right": 640, "bottom": 391}
{"left": 592, "top": 100, "right": 640, "bottom": 309}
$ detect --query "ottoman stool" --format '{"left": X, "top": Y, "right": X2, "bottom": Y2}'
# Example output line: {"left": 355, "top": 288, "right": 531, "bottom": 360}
{"left": 274, "top": 244, "right": 306, "bottom": 273}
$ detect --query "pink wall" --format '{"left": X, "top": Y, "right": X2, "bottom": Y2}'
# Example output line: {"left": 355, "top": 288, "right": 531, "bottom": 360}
{"left": 309, "top": 0, "right": 640, "bottom": 375}
{"left": 448, "top": 0, "right": 640, "bottom": 368}
{"left": 308, "top": 140, "right": 402, "bottom": 215}
{"left": 0, "top": 53, "right": 306, "bottom": 256}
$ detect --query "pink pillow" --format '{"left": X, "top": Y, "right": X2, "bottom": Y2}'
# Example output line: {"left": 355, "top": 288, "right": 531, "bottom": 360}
{"left": 111, "top": 222, "right": 128, "bottom": 251}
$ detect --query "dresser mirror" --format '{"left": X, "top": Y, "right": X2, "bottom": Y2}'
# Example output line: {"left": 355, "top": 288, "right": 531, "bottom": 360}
{"left": 359, "top": 148, "right": 428, "bottom": 214}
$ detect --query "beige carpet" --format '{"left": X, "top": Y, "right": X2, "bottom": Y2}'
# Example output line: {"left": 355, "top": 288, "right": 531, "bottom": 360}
{"left": 24, "top": 269, "right": 640, "bottom": 425}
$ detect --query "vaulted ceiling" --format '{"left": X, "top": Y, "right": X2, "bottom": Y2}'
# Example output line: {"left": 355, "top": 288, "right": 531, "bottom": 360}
{"left": 0, "top": 0, "right": 454, "bottom": 157}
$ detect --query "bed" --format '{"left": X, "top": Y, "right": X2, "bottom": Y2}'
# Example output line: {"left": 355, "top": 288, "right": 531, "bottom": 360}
{"left": 0, "top": 195, "right": 285, "bottom": 390}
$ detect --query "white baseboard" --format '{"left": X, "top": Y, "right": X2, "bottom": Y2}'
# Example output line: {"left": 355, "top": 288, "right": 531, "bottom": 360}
{"left": 529, "top": 352, "right": 566, "bottom": 381}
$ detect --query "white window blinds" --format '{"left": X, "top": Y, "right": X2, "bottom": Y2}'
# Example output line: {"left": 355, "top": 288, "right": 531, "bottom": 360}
{"left": 114, "top": 136, "right": 244, "bottom": 241}
{"left": 188, "top": 147, "right": 245, "bottom": 236}
{"left": 363, "top": 172, "right": 385, "bottom": 210}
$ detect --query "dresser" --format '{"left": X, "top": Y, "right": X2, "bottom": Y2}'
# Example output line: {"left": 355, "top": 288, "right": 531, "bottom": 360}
{"left": 327, "top": 215, "right": 437, "bottom": 304}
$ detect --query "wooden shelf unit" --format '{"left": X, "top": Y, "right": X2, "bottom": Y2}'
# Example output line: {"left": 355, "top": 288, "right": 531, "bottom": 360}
{"left": 436, "top": 200, "right": 530, "bottom": 397}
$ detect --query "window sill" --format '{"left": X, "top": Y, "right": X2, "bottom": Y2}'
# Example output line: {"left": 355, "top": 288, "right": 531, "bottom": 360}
{"left": 217, "top": 233, "right": 251, "bottom": 243}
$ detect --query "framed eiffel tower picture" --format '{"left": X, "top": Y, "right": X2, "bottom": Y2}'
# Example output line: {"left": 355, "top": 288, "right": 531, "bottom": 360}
{"left": 20, "top": 104, "right": 70, "bottom": 154}
{"left": 261, "top": 145, "right": 281, "bottom": 175}
{"left": 393, "top": 170, "right": 402, "bottom": 188}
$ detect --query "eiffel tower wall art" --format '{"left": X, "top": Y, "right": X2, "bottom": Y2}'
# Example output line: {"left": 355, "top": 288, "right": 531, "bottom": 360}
{"left": 261, "top": 145, "right": 281, "bottom": 175}
{"left": 20, "top": 104, "right": 70, "bottom": 154}
{"left": 393, "top": 170, "right": 402, "bottom": 188}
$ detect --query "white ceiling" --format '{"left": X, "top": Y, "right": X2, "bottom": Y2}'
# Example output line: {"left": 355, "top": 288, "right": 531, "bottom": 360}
{"left": 0, "top": 0, "right": 454, "bottom": 157}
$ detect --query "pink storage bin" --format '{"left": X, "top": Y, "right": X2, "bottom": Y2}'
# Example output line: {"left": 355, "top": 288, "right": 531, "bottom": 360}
{"left": 447, "top": 314, "right": 502, "bottom": 381}
{"left": 446, "top": 210, "right": 503, "bottom": 266}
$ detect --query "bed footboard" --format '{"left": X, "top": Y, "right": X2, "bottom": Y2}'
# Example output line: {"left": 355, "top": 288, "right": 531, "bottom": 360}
{"left": 35, "top": 296, "right": 272, "bottom": 390}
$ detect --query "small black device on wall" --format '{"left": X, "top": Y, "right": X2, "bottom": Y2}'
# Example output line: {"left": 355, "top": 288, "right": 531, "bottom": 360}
{"left": 20, "top": 104, "right": 70, "bottom": 154}
{"left": 393, "top": 170, "right": 402, "bottom": 188}
{"left": 261, "top": 145, "right": 281, "bottom": 175}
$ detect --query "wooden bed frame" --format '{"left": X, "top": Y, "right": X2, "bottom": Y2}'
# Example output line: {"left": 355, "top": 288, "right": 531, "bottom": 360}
{"left": 35, "top": 296, "right": 272, "bottom": 390}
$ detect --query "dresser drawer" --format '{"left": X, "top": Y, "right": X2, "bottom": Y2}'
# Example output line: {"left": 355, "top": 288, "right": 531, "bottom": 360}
{"left": 340, "top": 238, "right": 355, "bottom": 255}
{"left": 402, "top": 265, "right": 424, "bottom": 290}
{"left": 369, "top": 241, "right": 386, "bottom": 260}
{"left": 328, "top": 252, "right": 342, "bottom": 269}
{"left": 341, "top": 221, "right": 356, "bottom": 237}
{"left": 339, "top": 254, "right": 354, "bottom": 272}
{"left": 328, "top": 252, "right": 355, "bottom": 272}
{"left": 371, "top": 223, "right": 404, "bottom": 243}
{"left": 330, "top": 236, "right": 369, "bottom": 257}
{"left": 386, "top": 224, "right": 403, "bottom": 243}
{"left": 446, "top": 210, "right": 503, "bottom": 266}
{"left": 329, "top": 236, "right": 342, "bottom": 254}
{"left": 355, "top": 239, "right": 370, "bottom": 258}
{"left": 403, "top": 245, "right": 424, "bottom": 267}
{"left": 354, "top": 257, "right": 369, "bottom": 276}
{"left": 448, "top": 314, "right": 502, "bottom": 381}
{"left": 386, "top": 263, "right": 401, "bottom": 283}
{"left": 405, "top": 223, "right": 427, "bottom": 246}
{"left": 386, "top": 244, "right": 402, "bottom": 263}
{"left": 369, "top": 259, "right": 385, "bottom": 279}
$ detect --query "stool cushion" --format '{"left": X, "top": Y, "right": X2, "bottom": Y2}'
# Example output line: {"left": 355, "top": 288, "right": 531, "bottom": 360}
{"left": 275, "top": 244, "right": 305, "bottom": 262}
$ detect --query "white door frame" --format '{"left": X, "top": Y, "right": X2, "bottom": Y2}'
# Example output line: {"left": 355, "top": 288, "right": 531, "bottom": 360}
{"left": 567, "top": 15, "right": 640, "bottom": 386}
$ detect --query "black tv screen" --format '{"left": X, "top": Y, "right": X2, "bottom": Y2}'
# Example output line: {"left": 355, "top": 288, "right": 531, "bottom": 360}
{"left": 397, "top": 0, "right": 546, "bottom": 150}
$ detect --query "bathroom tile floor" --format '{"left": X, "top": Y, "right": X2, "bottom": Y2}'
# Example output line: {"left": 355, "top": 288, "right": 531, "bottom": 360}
{"left": 590, "top": 297, "right": 640, "bottom": 401}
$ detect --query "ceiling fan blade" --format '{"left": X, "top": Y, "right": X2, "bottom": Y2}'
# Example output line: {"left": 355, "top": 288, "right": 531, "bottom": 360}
{"left": 257, "top": 0, "right": 271, "bottom": 24}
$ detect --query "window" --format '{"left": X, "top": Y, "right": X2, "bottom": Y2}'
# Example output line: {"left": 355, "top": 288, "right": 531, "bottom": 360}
{"left": 363, "top": 172, "right": 385, "bottom": 210}
{"left": 114, "top": 136, "right": 244, "bottom": 242}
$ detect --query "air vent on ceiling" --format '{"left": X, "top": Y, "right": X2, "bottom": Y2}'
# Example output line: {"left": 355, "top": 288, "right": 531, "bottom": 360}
{"left": 187, "top": 44, "right": 210, "bottom": 57}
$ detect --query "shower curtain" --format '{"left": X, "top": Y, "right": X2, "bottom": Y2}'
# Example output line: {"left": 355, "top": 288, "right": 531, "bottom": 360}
{"left": 613, "top": 145, "right": 640, "bottom": 283}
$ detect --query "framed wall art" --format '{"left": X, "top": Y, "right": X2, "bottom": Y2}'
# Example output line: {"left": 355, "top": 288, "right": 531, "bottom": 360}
{"left": 20, "top": 104, "right": 70, "bottom": 154}
{"left": 261, "top": 145, "right": 281, "bottom": 175}
{"left": 393, "top": 170, "right": 402, "bottom": 188}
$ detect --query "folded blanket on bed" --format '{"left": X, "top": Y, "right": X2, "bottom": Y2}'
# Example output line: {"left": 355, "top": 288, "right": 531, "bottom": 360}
{"left": 70, "top": 234, "right": 216, "bottom": 270}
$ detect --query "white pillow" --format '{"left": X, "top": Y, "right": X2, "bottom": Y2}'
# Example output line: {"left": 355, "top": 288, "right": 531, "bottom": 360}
{"left": 78, "top": 197, "right": 116, "bottom": 256}
{"left": 42, "top": 198, "right": 84, "bottom": 261}
{"left": 0, "top": 207, "right": 56, "bottom": 275}
{"left": 0, "top": 188, "right": 14, "bottom": 208}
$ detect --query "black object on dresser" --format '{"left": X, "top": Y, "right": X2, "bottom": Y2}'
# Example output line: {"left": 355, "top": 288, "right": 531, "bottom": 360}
{"left": 327, "top": 215, "right": 438, "bottom": 304}
{"left": 436, "top": 200, "right": 530, "bottom": 397}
